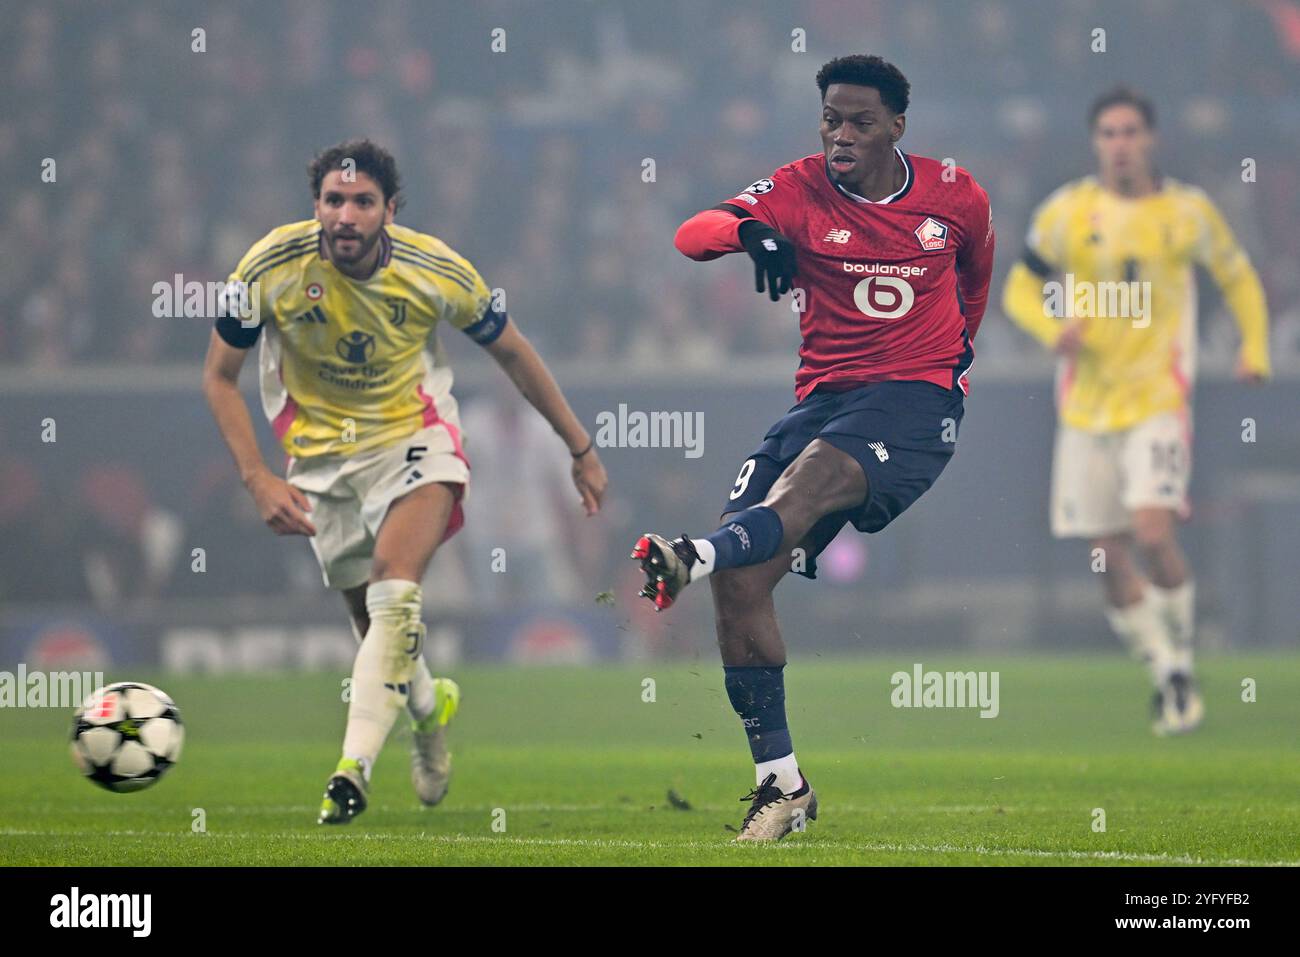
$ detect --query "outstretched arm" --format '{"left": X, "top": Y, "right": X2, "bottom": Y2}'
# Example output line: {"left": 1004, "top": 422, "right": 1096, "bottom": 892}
{"left": 674, "top": 205, "right": 753, "bottom": 261}
{"left": 483, "top": 321, "right": 608, "bottom": 515}
{"left": 675, "top": 204, "right": 798, "bottom": 301}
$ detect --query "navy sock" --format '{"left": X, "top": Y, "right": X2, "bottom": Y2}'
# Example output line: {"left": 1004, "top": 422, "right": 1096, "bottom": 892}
{"left": 706, "top": 505, "right": 784, "bottom": 571}
{"left": 724, "top": 665, "right": 793, "bottom": 763}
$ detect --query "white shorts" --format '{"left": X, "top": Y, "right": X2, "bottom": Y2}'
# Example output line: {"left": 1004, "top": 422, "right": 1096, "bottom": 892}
{"left": 1050, "top": 411, "right": 1191, "bottom": 539}
{"left": 285, "top": 424, "right": 470, "bottom": 590}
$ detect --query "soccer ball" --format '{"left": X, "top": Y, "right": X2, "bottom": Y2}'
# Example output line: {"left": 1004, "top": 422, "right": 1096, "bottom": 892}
{"left": 70, "top": 682, "right": 184, "bottom": 792}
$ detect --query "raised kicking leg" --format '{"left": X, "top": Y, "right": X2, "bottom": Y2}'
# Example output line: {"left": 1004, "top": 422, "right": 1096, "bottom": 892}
{"left": 633, "top": 438, "right": 867, "bottom": 609}
{"left": 320, "top": 481, "right": 460, "bottom": 824}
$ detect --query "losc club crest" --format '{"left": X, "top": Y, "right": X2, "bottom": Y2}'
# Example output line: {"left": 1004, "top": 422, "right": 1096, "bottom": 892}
{"left": 914, "top": 217, "right": 948, "bottom": 251}
{"left": 336, "top": 331, "right": 376, "bottom": 364}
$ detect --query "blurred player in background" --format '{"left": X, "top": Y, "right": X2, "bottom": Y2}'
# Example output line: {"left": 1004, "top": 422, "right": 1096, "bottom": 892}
{"left": 460, "top": 379, "right": 587, "bottom": 607}
{"left": 633, "top": 55, "right": 994, "bottom": 840}
{"left": 202, "top": 140, "right": 606, "bottom": 823}
{"left": 1002, "top": 88, "right": 1269, "bottom": 735}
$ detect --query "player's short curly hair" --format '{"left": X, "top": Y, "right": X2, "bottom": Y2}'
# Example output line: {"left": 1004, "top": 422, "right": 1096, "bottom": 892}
{"left": 1088, "top": 87, "right": 1156, "bottom": 130}
{"left": 815, "top": 55, "right": 910, "bottom": 115}
{"left": 308, "top": 138, "right": 405, "bottom": 210}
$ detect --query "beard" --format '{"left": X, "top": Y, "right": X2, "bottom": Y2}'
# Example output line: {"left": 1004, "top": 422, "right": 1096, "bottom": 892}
{"left": 327, "top": 228, "right": 380, "bottom": 264}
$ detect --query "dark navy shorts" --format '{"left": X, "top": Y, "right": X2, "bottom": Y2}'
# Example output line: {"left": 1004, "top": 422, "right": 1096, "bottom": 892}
{"left": 719, "top": 380, "right": 964, "bottom": 579}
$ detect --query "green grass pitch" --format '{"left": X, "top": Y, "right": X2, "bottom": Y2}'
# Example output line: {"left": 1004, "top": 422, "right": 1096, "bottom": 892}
{"left": 2, "top": 655, "right": 1297, "bottom": 866}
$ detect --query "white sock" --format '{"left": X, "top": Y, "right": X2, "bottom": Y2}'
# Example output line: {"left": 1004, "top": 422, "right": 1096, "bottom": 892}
{"left": 349, "top": 605, "right": 436, "bottom": 723}
{"left": 1153, "top": 580, "right": 1195, "bottom": 675}
{"left": 1106, "top": 588, "right": 1176, "bottom": 687}
{"left": 342, "top": 579, "right": 424, "bottom": 776}
{"left": 755, "top": 753, "right": 802, "bottom": 794}
{"left": 407, "top": 664, "right": 436, "bottom": 724}
{"left": 688, "top": 538, "right": 716, "bottom": 582}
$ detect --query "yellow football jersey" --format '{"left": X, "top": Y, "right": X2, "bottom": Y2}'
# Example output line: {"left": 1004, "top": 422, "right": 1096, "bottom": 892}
{"left": 1002, "top": 176, "right": 1269, "bottom": 432}
{"left": 216, "top": 220, "right": 504, "bottom": 458}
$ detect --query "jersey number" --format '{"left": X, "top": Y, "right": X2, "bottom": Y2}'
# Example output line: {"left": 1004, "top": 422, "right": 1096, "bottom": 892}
{"left": 729, "top": 459, "right": 757, "bottom": 500}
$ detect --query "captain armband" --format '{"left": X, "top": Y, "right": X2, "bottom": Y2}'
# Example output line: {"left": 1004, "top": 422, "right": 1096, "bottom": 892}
{"left": 462, "top": 306, "right": 509, "bottom": 346}
{"left": 1021, "top": 247, "right": 1056, "bottom": 278}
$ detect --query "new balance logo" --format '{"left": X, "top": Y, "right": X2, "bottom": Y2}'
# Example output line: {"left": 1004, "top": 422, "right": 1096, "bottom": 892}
{"left": 824, "top": 228, "right": 852, "bottom": 244}
{"left": 293, "top": 305, "right": 327, "bottom": 324}
{"left": 869, "top": 441, "right": 889, "bottom": 462}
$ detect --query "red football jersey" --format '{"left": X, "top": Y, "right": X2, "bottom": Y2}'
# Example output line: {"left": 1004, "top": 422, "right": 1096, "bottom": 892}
{"left": 679, "top": 150, "right": 995, "bottom": 400}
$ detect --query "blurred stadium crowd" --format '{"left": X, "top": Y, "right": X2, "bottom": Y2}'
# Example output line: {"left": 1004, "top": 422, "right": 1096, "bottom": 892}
{"left": 4, "top": 0, "right": 1299, "bottom": 366}
{"left": 2, "top": 0, "right": 1299, "bottom": 618}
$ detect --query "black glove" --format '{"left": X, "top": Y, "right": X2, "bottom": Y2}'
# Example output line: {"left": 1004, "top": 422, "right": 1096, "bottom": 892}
{"left": 738, "top": 219, "right": 798, "bottom": 302}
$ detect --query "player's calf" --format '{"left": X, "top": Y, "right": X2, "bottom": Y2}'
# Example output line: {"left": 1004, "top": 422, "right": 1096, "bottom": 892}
{"left": 320, "top": 579, "right": 426, "bottom": 821}
{"left": 711, "top": 563, "right": 789, "bottom": 665}
{"left": 720, "top": 661, "right": 817, "bottom": 842}
{"left": 1131, "top": 508, "right": 1189, "bottom": 589}
{"left": 1130, "top": 510, "right": 1198, "bottom": 683}
{"left": 1096, "top": 534, "right": 1202, "bottom": 734}
{"left": 344, "top": 583, "right": 460, "bottom": 797}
